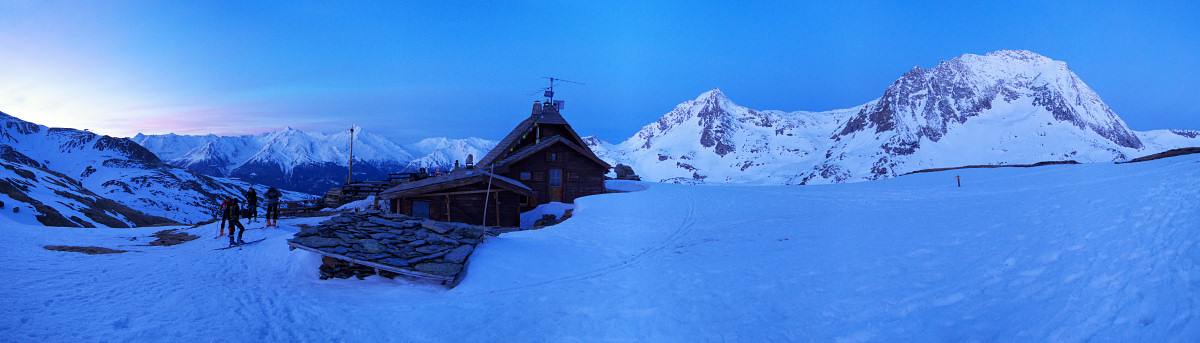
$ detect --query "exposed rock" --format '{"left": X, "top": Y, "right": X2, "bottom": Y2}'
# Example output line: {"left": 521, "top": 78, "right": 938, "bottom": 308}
{"left": 414, "top": 263, "right": 462, "bottom": 277}
{"left": 614, "top": 163, "right": 640, "bottom": 180}
{"left": 359, "top": 239, "right": 384, "bottom": 253}
{"left": 295, "top": 236, "right": 344, "bottom": 248}
{"left": 415, "top": 244, "right": 447, "bottom": 254}
{"left": 378, "top": 257, "right": 410, "bottom": 267}
{"left": 424, "top": 233, "right": 456, "bottom": 245}
{"left": 368, "top": 216, "right": 405, "bottom": 228}
{"left": 407, "top": 249, "right": 450, "bottom": 264}
{"left": 420, "top": 220, "right": 452, "bottom": 234}
{"left": 43, "top": 245, "right": 128, "bottom": 255}
{"left": 147, "top": 229, "right": 199, "bottom": 246}
{"left": 289, "top": 211, "right": 490, "bottom": 285}
{"left": 534, "top": 214, "right": 559, "bottom": 227}
{"left": 444, "top": 245, "right": 474, "bottom": 264}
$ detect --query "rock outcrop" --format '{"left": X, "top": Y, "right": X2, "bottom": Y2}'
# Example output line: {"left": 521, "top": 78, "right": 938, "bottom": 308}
{"left": 288, "top": 211, "right": 489, "bottom": 285}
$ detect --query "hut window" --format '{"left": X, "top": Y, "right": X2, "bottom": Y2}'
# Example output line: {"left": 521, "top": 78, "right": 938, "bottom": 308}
{"left": 546, "top": 152, "right": 558, "bottom": 162}
{"left": 412, "top": 201, "right": 431, "bottom": 219}
{"left": 520, "top": 172, "right": 531, "bottom": 180}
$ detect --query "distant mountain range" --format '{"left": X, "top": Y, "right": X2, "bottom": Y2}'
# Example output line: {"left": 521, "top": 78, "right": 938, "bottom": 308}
{"left": 133, "top": 129, "right": 495, "bottom": 195}
{"left": 588, "top": 50, "right": 1200, "bottom": 184}
{"left": 0, "top": 112, "right": 309, "bottom": 226}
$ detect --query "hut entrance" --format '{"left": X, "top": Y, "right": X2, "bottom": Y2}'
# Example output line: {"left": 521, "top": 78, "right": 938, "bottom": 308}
{"left": 549, "top": 169, "right": 564, "bottom": 202}
{"left": 413, "top": 201, "right": 431, "bottom": 219}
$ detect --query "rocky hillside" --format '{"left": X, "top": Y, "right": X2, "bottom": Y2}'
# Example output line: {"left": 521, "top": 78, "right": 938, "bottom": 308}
{"left": 0, "top": 111, "right": 309, "bottom": 225}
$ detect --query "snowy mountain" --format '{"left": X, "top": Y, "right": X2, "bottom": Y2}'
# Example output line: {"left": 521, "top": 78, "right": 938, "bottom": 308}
{"left": 403, "top": 137, "right": 495, "bottom": 171}
{"left": 134, "top": 129, "right": 495, "bottom": 195}
{"left": 0, "top": 111, "right": 308, "bottom": 225}
{"left": 595, "top": 50, "right": 1200, "bottom": 184}
{"left": 0, "top": 145, "right": 174, "bottom": 227}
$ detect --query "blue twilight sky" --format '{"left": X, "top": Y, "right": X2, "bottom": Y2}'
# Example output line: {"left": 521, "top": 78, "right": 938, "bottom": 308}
{"left": 1, "top": 1, "right": 1197, "bottom": 143}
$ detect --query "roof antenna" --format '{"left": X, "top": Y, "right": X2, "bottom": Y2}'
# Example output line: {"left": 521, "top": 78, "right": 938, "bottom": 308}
{"left": 346, "top": 126, "right": 355, "bottom": 185}
{"left": 540, "top": 77, "right": 584, "bottom": 107}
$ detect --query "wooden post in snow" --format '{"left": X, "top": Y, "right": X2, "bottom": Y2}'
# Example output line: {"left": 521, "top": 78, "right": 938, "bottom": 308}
{"left": 347, "top": 127, "right": 355, "bottom": 185}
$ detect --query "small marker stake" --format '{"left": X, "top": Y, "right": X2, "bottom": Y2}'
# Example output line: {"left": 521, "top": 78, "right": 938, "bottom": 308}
{"left": 956, "top": 175, "right": 961, "bottom": 187}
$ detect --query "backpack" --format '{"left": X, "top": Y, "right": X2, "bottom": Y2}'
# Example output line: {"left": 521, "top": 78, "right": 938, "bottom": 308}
{"left": 225, "top": 201, "right": 242, "bottom": 218}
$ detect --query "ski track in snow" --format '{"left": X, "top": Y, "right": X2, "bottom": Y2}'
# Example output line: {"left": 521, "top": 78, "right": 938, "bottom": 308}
{"left": 2, "top": 155, "right": 1199, "bottom": 341}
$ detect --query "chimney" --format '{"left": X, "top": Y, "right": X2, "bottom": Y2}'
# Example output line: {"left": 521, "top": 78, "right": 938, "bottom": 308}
{"left": 532, "top": 102, "right": 543, "bottom": 116}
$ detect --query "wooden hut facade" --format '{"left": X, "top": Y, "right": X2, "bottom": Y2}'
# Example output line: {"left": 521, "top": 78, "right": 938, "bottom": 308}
{"left": 378, "top": 99, "right": 610, "bottom": 227}
{"left": 477, "top": 101, "right": 611, "bottom": 211}
{"left": 377, "top": 168, "right": 530, "bottom": 227}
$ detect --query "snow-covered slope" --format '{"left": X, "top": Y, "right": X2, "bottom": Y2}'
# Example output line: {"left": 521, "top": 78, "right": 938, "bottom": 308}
{"left": 596, "top": 50, "right": 1200, "bottom": 184}
{"left": 134, "top": 129, "right": 495, "bottom": 195}
{"left": 4, "top": 153, "right": 1198, "bottom": 341}
{"left": 0, "top": 146, "right": 174, "bottom": 227}
{"left": 0, "top": 111, "right": 308, "bottom": 225}
{"left": 598, "top": 88, "right": 861, "bottom": 184}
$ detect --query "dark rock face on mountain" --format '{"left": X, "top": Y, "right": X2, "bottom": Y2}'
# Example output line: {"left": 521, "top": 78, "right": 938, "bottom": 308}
{"left": 837, "top": 50, "right": 1142, "bottom": 152}
{"left": 695, "top": 93, "right": 738, "bottom": 157}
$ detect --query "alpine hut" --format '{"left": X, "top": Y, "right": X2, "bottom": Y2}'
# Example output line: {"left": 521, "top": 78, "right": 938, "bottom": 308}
{"left": 378, "top": 99, "right": 611, "bottom": 227}
{"left": 476, "top": 100, "right": 611, "bottom": 208}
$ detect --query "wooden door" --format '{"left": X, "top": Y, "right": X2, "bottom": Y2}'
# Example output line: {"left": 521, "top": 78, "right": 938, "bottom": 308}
{"left": 549, "top": 169, "right": 563, "bottom": 202}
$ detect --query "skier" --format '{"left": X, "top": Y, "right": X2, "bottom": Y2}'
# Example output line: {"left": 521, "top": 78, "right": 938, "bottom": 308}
{"left": 225, "top": 198, "right": 246, "bottom": 246}
{"left": 244, "top": 188, "right": 258, "bottom": 224}
{"left": 216, "top": 196, "right": 234, "bottom": 238}
{"left": 265, "top": 187, "right": 282, "bottom": 227}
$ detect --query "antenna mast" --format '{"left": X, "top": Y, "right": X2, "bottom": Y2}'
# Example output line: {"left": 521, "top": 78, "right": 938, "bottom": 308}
{"left": 346, "top": 126, "right": 355, "bottom": 184}
{"left": 540, "top": 76, "right": 584, "bottom": 102}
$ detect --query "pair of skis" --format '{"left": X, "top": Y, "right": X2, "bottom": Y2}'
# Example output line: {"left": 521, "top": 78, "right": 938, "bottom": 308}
{"left": 213, "top": 223, "right": 276, "bottom": 239}
{"left": 214, "top": 238, "right": 268, "bottom": 250}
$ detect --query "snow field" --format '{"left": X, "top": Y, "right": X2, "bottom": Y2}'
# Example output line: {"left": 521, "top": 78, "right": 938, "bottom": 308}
{"left": 2, "top": 154, "right": 1198, "bottom": 341}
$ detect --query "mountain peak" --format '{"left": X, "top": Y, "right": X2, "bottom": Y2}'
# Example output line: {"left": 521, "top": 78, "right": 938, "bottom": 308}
{"left": 983, "top": 49, "right": 1050, "bottom": 61}
{"left": 695, "top": 88, "right": 728, "bottom": 102}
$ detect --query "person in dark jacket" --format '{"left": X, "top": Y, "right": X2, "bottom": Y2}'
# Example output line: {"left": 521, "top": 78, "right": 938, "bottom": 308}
{"left": 225, "top": 198, "right": 246, "bottom": 245}
{"left": 264, "top": 187, "right": 282, "bottom": 227}
{"left": 244, "top": 188, "right": 258, "bottom": 224}
{"left": 216, "top": 196, "right": 234, "bottom": 238}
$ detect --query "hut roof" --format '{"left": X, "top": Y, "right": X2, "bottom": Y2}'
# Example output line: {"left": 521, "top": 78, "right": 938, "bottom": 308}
{"left": 477, "top": 105, "right": 587, "bottom": 167}
{"left": 490, "top": 135, "right": 612, "bottom": 170}
{"left": 378, "top": 168, "right": 531, "bottom": 199}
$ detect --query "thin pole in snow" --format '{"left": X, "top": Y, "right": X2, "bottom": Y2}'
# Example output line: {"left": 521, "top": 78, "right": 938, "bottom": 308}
{"left": 956, "top": 175, "right": 961, "bottom": 187}
{"left": 482, "top": 164, "right": 494, "bottom": 226}
{"left": 347, "top": 127, "right": 355, "bottom": 185}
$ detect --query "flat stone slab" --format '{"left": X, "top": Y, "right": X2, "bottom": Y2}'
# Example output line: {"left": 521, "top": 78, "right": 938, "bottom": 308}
{"left": 289, "top": 211, "right": 488, "bottom": 285}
